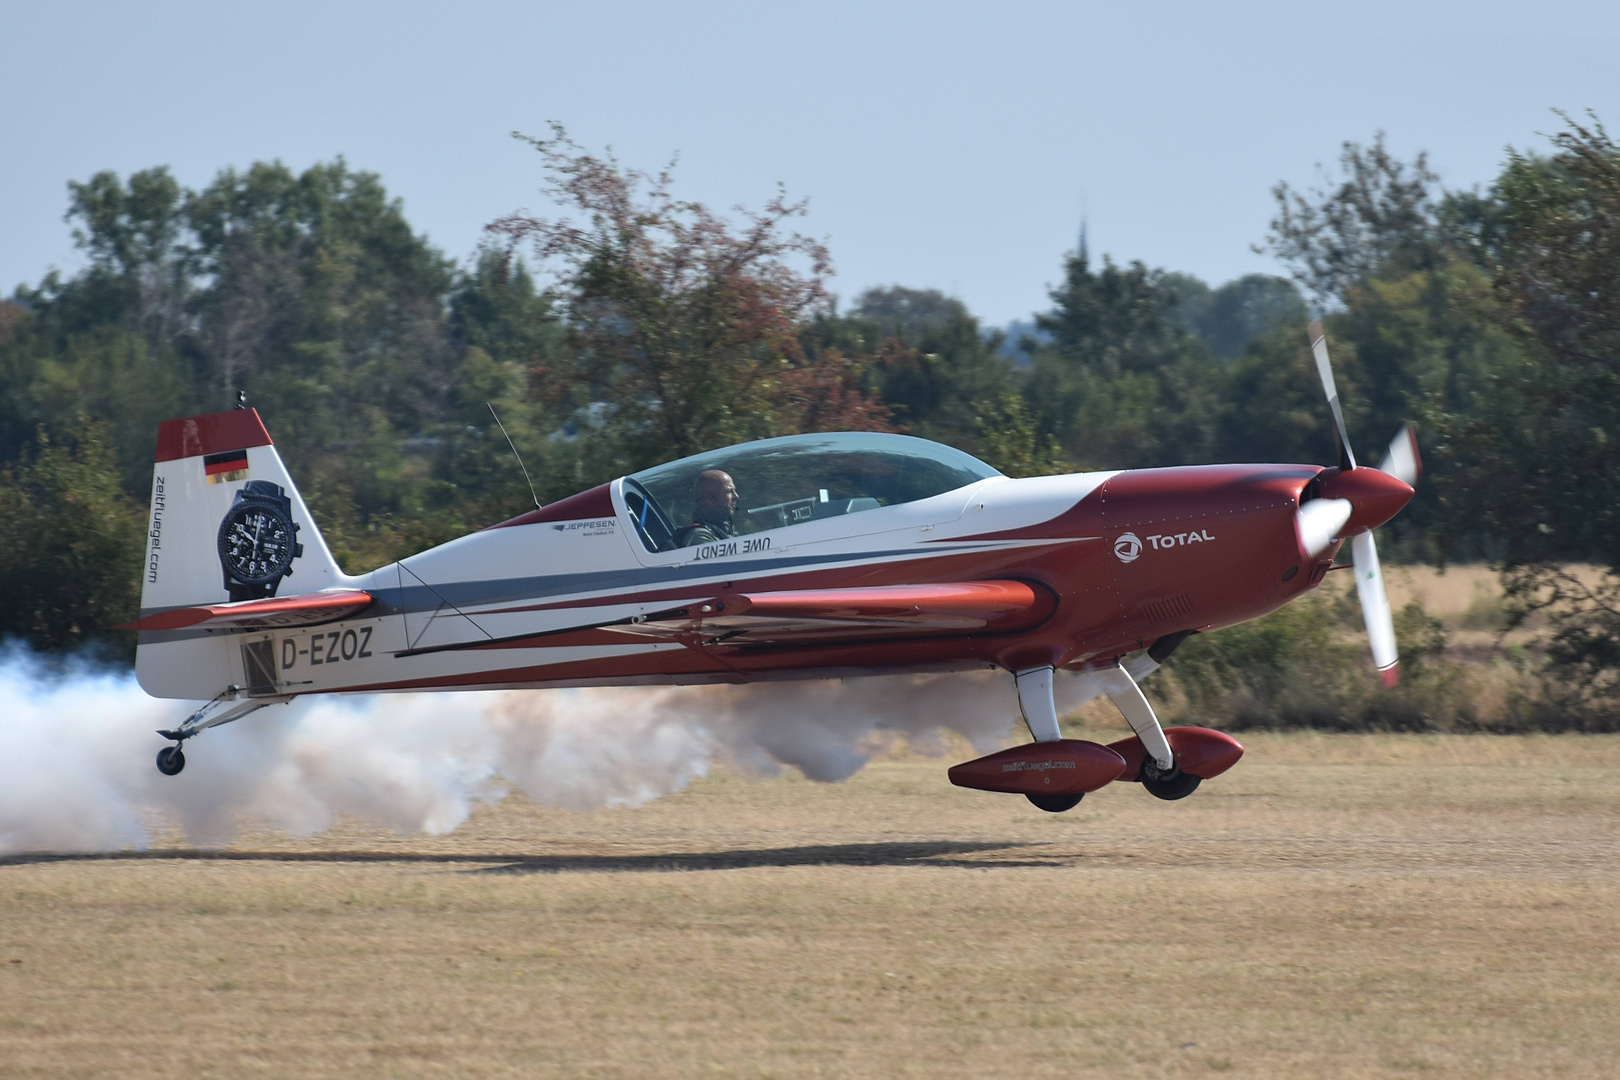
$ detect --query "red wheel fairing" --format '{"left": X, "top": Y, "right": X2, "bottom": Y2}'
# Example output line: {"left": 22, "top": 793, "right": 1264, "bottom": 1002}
{"left": 948, "top": 740, "right": 1127, "bottom": 796}
{"left": 1108, "top": 727, "right": 1245, "bottom": 782}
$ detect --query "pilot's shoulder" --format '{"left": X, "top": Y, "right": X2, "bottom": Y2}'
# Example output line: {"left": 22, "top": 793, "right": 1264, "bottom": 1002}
{"left": 678, "top": 524, "right": 721, "bottom": 547}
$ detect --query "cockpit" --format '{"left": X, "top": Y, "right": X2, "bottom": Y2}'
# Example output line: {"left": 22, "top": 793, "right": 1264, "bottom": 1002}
{"left": 621, "top": 432, "right": 1002, "bottom": 553}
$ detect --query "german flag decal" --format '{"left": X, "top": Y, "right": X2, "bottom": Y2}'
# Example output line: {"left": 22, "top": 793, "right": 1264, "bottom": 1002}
{"left": 203, "top": 448, "right": 250, "bottom": 484}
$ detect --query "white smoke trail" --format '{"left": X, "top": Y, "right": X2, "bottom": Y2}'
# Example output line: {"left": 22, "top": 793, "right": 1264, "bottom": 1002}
{"left": 1, "top": 643, "right": 1131, "bottom": 855}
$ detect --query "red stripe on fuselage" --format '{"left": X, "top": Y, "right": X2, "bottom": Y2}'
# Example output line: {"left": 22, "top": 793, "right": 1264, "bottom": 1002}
{"left": 486, "top": 484, "right": 616, "bottom": 529}
{"left": 463, "top": 540, "right": 1078, "bottom": 620}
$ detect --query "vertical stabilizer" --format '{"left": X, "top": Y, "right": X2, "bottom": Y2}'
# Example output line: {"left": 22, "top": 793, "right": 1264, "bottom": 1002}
{"left": 137, "top": 408, "right": 352, "bottom": 697}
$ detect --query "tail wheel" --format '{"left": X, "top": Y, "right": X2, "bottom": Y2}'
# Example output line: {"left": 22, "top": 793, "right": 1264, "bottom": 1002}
{"left": 1026, "top": 792, "right": 1084, "bottom": 813}
{"left": 1142, "top": 766, "right": 1200, "bottom": 801}
{"left": 156, "top": 746, "right": 186, "bottom": 776}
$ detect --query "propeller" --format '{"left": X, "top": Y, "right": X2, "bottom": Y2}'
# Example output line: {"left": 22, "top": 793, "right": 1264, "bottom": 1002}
{"left": 1378, "top": 423, "right": 1421, "bottom": 486}
{"left": 1296, "top": 497, "right": 1352, "bottom": 559}
{"left": 1308, "top": 320, "right": 1357, "bottom": 472}
{"left": 1299, "top": 321, "right": 1420, "bottom": 688}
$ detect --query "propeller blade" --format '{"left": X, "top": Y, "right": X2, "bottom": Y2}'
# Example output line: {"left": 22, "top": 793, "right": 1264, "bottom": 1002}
{"left": 1351, "top": 530, "right": 1399, "bottom": 687}
{"left": 1296, "top": 497, "right": 1352, "bottom": 559}
{"left": 1378, "top": 424, "right": 1422, "bottom": 487}
{"left": 1307, "top": 320, "right": 1357, "bottom": 471}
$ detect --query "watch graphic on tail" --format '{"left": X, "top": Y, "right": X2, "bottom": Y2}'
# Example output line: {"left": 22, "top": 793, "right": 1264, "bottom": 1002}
{"left": 217, "top": 479, "right": 304, "bottom": 601}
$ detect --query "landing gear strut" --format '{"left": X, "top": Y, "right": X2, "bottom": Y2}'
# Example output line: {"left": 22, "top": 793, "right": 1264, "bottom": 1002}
{"left": 1093, "top": 664, "right": 1177, "bottom": 775}
{"left": 1017, "top": 669, "right": 1086, "bottom": 813}
{"left": 152, "top": 686, "right": 289, "bottom": 776}
{"left": 1100, "top": 661, "right": 1203, "bottom": 800}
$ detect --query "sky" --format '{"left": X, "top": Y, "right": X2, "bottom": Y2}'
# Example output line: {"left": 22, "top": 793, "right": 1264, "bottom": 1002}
{"left": 3, "top": 1, "right": 1617, "bottom": 326}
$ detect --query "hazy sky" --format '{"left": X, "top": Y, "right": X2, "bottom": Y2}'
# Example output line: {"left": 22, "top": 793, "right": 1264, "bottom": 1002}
{"left": 4, "top": 1, "right": 1617, "bottom": 325}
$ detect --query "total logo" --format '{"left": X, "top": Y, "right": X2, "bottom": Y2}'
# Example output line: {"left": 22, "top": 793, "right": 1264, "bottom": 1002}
{"left": 1115, "top": 529, "right": 1217, "bottom": 563}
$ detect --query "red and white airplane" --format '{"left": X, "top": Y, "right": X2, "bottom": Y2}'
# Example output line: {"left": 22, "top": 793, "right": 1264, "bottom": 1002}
{"left": 127, "top": 322, "right": 1417, "bottom": 811}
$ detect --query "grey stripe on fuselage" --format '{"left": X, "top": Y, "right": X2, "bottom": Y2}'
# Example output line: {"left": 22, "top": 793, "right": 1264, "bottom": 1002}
{"left": 384, "top": 546, "right": 991, "bottom": 616}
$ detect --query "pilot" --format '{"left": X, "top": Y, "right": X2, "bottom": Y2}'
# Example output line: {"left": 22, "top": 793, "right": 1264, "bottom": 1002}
{"left": 676, "top": 469, "right": 740, "bottom": 547}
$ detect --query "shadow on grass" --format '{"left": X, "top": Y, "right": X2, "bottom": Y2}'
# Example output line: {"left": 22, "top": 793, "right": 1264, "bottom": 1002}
{"left": 0, "top": 841, "right": 1063, "bottom": 874}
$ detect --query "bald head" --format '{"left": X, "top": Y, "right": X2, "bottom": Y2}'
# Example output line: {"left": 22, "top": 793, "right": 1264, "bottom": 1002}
{"left": 692, "top": 470, "right": 738, "bottom": 516}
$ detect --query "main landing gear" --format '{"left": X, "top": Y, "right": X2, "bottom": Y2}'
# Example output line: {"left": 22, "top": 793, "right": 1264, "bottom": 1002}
{"left": 153, "top": 685, "right": 291, "bottom": 777}
{"left": 945, "top": 654, "right": 1244, "bottom": 811}
{"left": 1013, "top": 666, "right": 1102, "bottom": 815}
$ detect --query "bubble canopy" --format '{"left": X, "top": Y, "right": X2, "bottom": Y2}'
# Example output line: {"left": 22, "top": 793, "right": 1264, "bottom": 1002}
{"left": 622, "top": 432, "right": 1003, "bottom": 552}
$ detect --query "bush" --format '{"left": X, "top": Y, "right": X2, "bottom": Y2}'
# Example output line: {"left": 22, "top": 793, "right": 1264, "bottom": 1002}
{"left": 1163, "top": 588, "right": 1477, "bottom": 732}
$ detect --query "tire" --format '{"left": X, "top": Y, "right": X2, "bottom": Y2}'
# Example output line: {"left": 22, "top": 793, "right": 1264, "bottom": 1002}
{"left": 1026, "top": 792, "right": 1084, "bottom": 813}
{"left": 1141, "top": 767, "right": 1200, "bottom": 801}
{"left": 156, "top": 746, "right": 186, "bottom": 776}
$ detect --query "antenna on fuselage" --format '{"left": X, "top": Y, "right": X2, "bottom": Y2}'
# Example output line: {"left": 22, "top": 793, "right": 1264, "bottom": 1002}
{"left": 487, "top": 402, "right": 541, "bottom": 510}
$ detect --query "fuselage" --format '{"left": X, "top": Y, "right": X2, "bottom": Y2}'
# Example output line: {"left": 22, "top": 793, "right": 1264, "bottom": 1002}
{"left": 137, "top": 459, "right": 1352, "bottom": 701}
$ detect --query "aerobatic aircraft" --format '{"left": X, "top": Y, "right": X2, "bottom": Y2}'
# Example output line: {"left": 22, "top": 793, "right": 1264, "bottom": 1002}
{"left": 126, "top": 322, "right": 1417, "bottom": 811}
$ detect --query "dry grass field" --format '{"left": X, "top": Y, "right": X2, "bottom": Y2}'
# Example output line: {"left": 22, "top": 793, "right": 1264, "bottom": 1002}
{"left": 3, "top": 730, "right": 1618, "bottom": 1079}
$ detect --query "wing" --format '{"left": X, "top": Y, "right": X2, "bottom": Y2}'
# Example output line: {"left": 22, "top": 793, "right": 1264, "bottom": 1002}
{"left": 117, "top": 589, "right": 375, "bottom": 632}
{"left": 615, "top": 580, "right": 1054, "bottom": 647}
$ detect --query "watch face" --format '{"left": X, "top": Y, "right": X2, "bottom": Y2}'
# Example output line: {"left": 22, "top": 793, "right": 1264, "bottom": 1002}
{"left": 218, "top": 501, "right": 297, "bottom": 585}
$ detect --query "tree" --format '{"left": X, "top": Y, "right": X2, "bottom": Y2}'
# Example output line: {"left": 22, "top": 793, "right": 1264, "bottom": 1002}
{"left": 184, "top": 160, "right": 459, "bottom": 450}
{"left": 1187, "top": 275, "right": 1308, "bottom": 361}
{"left": 2, "top": 160, "right": 500, "bottom": 573}
{"left": 1261, "top": 134, "right": 1448, "bottom": 305}
{"left": 972, "top": 391, "right": 1066, "bottom": 478}
{"left": 1034, "top": 253, "right": 1193, "bottom": 377}
{"left": 0, "top": 425, "right": 144, "bottom": 658}
{"left": 1493, "top": 115, "right": 1620, "bottom": 384}
{"left": 851, "top": 285, "right": 971, "bottom": 345}
{"left": 1024, "top": 252, "right": 1219, "bottom": 468}
{"left": 1440, "top": 115, "right": 1620, "bottom": 713}
{"left": 488, "top": 126, "right": 888, "bottom": 469}
{"left": 1259, "top": 135, "right": 1531, "bottom": 559}
{"left": 808, "top": 286, "right": 1018, "bottom": 456}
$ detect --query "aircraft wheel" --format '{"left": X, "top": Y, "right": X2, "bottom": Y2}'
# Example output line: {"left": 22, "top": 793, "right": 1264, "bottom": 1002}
{"left": 156, "top": 746, "right": 186, "bottom": 776}
{"left": 1141, "top": 766, "right": 1200, "bottom": 801}
{"left": 1026, "top": 792, "right": 1084, "bottom": 813}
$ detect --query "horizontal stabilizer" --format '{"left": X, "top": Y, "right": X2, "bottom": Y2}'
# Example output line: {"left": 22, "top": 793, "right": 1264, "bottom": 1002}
{"left": 119, "top": 589, "right": 374, "bottom": 632}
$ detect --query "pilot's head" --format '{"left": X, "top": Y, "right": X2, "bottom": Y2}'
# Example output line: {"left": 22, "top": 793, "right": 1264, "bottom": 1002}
{"left": 692, "top": 469, "right": 738, "bottom": 521}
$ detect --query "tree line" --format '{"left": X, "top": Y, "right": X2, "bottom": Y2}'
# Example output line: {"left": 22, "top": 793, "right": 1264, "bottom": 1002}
{"left": 2, "top": 116, "right": 1617, "bottom": 720}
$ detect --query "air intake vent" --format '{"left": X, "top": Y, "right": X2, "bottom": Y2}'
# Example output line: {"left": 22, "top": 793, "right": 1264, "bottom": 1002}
{"left": 1137, "top": 594, "right": 1193, "bottom": 627}
{"left": 240, "top": 639, "right": 278, "bottom": 696}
